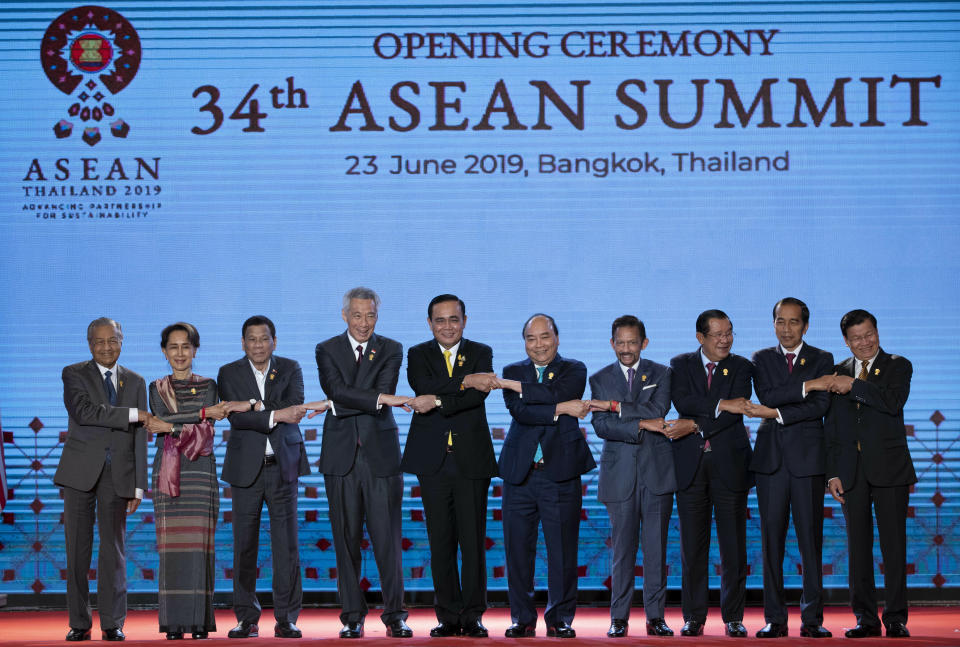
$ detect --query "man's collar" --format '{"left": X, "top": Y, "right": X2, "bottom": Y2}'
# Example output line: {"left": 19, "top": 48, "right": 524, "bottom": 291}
{"left": 780, "top": 341, "right": 804, "bottom": 356}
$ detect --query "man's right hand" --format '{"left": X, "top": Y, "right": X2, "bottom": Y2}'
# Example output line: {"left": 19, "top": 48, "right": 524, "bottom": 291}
{"left": 827, "top": 477, "right": 845, "bottom": 504}
{"left": 556, "top": 400, "right": 590, "bottom": 419}
{"left": 462, "top": 373, "right": 500, "bottom": 392}
{"left": 274, "top": 405, "right": 306, "bottom": 424}
{"left": 718, "top": 397, "right": 750, "bottom": 415}
{"left": 137, "top": 410, "right": 152, "bottom": 424}
{"left": 380, "top": 394, "right": 414, "bottom": 411}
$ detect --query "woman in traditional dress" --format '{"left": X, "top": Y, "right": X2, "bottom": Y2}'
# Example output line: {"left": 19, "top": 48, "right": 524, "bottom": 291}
{"left": 144, "top": 322, "right": 244, "bottom": 640}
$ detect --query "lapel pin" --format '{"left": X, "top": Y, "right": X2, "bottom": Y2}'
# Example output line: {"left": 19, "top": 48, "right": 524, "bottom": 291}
{"left": 800, "top": 358, "right": 806, "bottom": 366}
{"left": 722, "top": 368, "right": 728, "bottom": 376}
{"left": 118, "top": 380, "right": 124, "bottom": 388}
{"left": 641, "top": 374, "right": 647, "bottom": 381}
{"left": 547, "top": 372, "right": 554, "bottom": 380}
{"left": 191, "top": 387, "right": 197, "bottom": 394}
{"left": 457, "top": 354, "right": 465, "bottom": 367}
{"left": 874, "top": 368, "right": 880, "bottom": 375}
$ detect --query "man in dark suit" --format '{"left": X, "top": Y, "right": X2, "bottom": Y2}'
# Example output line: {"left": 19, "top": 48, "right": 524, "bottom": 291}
{"left": 666, "top": 309, "right": 753, "bottom": 638}
{"left": 589, "top": 315, "right": 675, "bottom": 638}
{"left": 218, "top": 315, "right": 310, "bottom": 639}
{"left": 496, "top": 313, "right": 595, "bottom": 639}
{"left": 746, "top": 298, "right": 833, "bottom": 638}
{"left": 401, "top": 294, "right": 499, "bottom": 638}
{"left": 55, "top": 317, "right": 149, "bottom": 642}
{"left": 811, "top": 309, "right": 915, "bottom": 638}
{"left": 315, "top": 287, "right": 414, "bottom": 639}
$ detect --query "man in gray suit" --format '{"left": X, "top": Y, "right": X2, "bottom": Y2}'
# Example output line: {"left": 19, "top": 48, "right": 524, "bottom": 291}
{"left": 589, "top": 315, "right": 676, "bottom": 638}
{"left": 315, "top": 287, "right": 414, "bottom": 639}
{"left": 55, "top": 317, "right": 150, "bottom": 642}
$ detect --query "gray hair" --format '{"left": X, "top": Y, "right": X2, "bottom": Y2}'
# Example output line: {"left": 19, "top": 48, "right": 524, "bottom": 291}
{"left": 342, "top": 286, "right": 381, "bottom": 311}
{"left": 87, "top": 317, "right": 123, "bottom": 342}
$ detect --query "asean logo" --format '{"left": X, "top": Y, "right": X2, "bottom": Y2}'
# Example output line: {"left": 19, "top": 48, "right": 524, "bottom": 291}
{"left": 40, "top": 6, "right": 142, "bottom": 146}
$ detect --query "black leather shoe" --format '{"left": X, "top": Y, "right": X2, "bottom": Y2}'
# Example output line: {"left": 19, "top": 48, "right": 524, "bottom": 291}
{"left": 800, "top": 624, "right": 832, "bottom": 638}
{"left": 646, "top": 618, "right": 673, "bottom": 636}
{"left": 386, "top": 620, "right": 413, "bottom": 638}
{"left": 430, "top": 622, "right": 461, "bottom": 637}
{"left": 546, "top": 622, "right": 576, "bottom": 638}
{"left": 227, "top": 622, "right": 259, "bottom": 639}
{"left": 462, "top": 620, "right": 488, "bottom": 638}
{"left": 844, "top": 624, "right": 881, "bottom": 638}
{"left": 339, "top": 622, "right": 363, "bottom": 639}
{"left": 65, "top": 628, "right": 91, "bottom": 641}
{"left": 680, "top": 620, "right": 704, "bottom": 636}
{"left": 756, "top": 623, "right": 787, "bottom": 638}
{"left": 275, "top": 622, "right": 302, "bottom": 638}
{"left": 102, "top": 628, "right": 126, "bottom": 641}
{"left": 725, "top": 622, "right": 748, "bottom": 637}
{"left": 504, "top": 623, "right": 536, "bottom": 638}
{"left": 886, "top": 622, "right": 910, "bottom": 638}
{"left": 191, "top": 631, "right": 209, "bottom": 639}
{"left": 607, "top": 619, "right": 628, "bottom": 638}
{"left": 166, "top": 632, "right": 184, "bottom": 640}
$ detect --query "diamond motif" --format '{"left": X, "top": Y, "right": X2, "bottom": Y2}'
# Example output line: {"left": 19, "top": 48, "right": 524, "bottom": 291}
{"left": 930, "top": 410, "right": 945, "bottom": 426}
{"left": 94, "top": 92, "right": 104, "bottom": 102}
{"left": 78, "top": 92, "right": 89, "bottom": 102}
{"left": 82, "top": 127, "right": 101, "bottom": 146}
{"left": 31, "top": 579, "right": 45, "bottom": 594}
{"left": 29, "top": 417, "right": 44, "bottom": 432}
{"left": 86, "top": 80, "right": 96, "bottom": 90}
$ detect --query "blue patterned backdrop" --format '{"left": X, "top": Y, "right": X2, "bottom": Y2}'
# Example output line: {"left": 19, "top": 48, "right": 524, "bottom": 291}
{"left": 0, "top": 1, "right": 958, "bottom": 598}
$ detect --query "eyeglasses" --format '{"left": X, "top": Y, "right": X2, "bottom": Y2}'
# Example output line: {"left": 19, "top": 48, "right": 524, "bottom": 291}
{"left": 846, "top": 331, "right": 877, "bottom": 344}
{"left": 705, "top": 331, "right": 735, "bottom": 341}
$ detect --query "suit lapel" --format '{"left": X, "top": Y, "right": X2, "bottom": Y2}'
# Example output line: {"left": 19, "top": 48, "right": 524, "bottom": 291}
{"left": 239, "top": 358, "right": 261, "bottom": 400}
{"left": 839, "top": 356, "right": 856, "bottom": 377}
{"left": 866, "top": 348, "right": 889, "bottom": 383}
{"left": 264, "top": 357, "right": 277, "bottom": 400}
{"left": 334, "top": 333, "right": 359, "bottom": 383}
{"left": 431, "top": 340, "right": 452, "bottom": 378}
{"left": 692, "top": 350, "right": 709, "bottom": 393}
{"left": 450, "top": 340, "right": 467, "bottom": 377}
{"left": 355, "top": 333, "right": 379, "bottom": 385}
{"left": 86, "top": 360, "right": 107, "bottom": 404}
{"left": 116, "top": 365, "right": 127, "bottom": 403}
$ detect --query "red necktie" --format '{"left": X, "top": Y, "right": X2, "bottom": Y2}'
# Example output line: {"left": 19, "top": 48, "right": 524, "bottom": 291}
{"left": 706, "top": 362, "right": 716, "bottom": 389}
{"left": 786, "top": 353, "right": 795, "bottom": 374}
{"left": 356, "top": 344, "right": 363, "bottom": 366}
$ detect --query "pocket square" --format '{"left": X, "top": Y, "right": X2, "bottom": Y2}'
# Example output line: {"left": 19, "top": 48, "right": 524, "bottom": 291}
{"left": 642, "top": 383, "right": 657, "bottom": 390}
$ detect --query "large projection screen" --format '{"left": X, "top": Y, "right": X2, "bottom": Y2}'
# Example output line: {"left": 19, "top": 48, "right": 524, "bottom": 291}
{"left": 1, "top": 1, "right": 957, "bottom": 598}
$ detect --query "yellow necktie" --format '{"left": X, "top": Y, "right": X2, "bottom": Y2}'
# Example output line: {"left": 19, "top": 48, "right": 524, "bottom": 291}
{"left": 443, "top": 349, "right": 453, "bottom": 377}
{"left": 443, "top": 349, "right": 453, "bottom": 446}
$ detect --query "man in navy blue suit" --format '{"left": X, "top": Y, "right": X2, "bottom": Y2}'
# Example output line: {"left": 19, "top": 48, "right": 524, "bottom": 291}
{"left": 589, "top": 315, "right": 675, "bottom": 638}
{"left": 496, "top": 314, "right": 596, "bottom": 639}
{"left": 665, "top": 309, "right": 753, "bottom": 638}
{"left": 746, "top": 298, "right": 833, "bottom": 638}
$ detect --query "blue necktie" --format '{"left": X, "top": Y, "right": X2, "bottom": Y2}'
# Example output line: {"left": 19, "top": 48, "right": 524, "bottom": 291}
{"left": 104, "top": 370, "right": 118, "bottom": 406}
{"left": 533, "top": 367, "right": 546, "bottom": 463}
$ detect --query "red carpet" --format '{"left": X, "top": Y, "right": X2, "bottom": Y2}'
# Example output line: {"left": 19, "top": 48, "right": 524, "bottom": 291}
{"left": 0, "top": 607, "right": 957, "bottom": 646}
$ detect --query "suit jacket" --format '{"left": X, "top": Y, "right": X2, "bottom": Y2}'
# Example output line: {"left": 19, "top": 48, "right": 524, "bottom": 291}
{"left": 315, "top": 332, "right": 403, "bottom": 478}
{"left": 401, "top": 338, "right": 498, "bottom": 479}
{"left": 498, "top": 354, "right": 596, "bottom": 485}
{"left": 825, "top": 348, "right": 916, "bottom": 488}
{"left": 55, "top": 360, "right": 147, "bottom": 496}
{"left": 218, "top": 355, "right": 309, "bottom": 486}
{"left": 669, "top": 350, "right": 754, "bottom": 492}
{"left": 590, "top": 359, "right": 676, "bottom": 500}
{"left": 749, "top": 344, "right": 833, "bottom": 477}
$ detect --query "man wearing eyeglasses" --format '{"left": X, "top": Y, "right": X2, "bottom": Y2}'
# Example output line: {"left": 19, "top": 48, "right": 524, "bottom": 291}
{"left": 664, "top": 309, "right": 753, "bottom": 638}
{"left": 808, "top": 309, "right": 914, "bottom": 638}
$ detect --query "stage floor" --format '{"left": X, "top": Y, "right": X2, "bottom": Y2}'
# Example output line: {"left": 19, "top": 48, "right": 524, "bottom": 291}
{"left": 0, "top": 606, "right": 957, "bottom": 646}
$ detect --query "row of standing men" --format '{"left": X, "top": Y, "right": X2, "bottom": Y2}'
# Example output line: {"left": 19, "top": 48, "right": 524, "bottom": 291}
{"left": 54, "top": 289, "right": 915, "bottom": 641}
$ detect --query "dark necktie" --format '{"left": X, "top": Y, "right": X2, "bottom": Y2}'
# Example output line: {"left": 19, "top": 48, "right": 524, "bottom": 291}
{"left": 858, "top": 359, "right": 869, "bottom": 381}
{"left": 706, "top": 362, "right": 716, "bottom": 389}
{"left": 356, "top": 344, "right": 363, "bottom": 367}
{"left": 627, "top": 367, "right": 635, "bottom": 392}
{"left": 103, "top": 370, "right": 118, "bottom": 406}
{"left": 533, "top": 367, "right": 546, "bottom": 463}
{"left": 785, "top": 352, "right": 796, "bottom": 374}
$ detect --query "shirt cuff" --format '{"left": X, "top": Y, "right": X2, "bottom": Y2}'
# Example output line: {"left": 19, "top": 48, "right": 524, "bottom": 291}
{"left": 134, "top": 488, "right": 143, "bottom": 500}
{"left": 268, "top": 411, "right": 276, "bottom": 428}
{"left": 775, "top": 408, "right": 784, "bottom": 424}
{"left": 329, "top": 401, "right": 338, "bottom": 416}
{"left": 128, "top": 408, "right": 139, "bottom": 424}
{"left": 714, "top": 403, "right": 721, "bottom": 418}
{"left": 801, "top": 383, "right": 808, "bottom": 398}
{"left": 375, "top": 394, "right": 383, "bottom": 411}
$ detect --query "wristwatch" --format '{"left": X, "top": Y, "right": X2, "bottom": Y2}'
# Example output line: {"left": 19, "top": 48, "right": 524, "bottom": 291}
{"left": 249, "top": 398, "right": 257, "bottom": 411}
{"left": 434, "top": 398, "right": 442, "bottom": 408}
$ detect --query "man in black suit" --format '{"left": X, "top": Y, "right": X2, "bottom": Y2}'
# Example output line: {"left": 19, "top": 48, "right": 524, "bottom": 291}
{"left": 496, "top": 313, "right": 596, "bottom": 639}
{"left": 588, "top": 315, "right": 675, "bottom": 638}
{"left": 55, "top": 317, "right": 149, "bottom": 642}
{"left": 401, "top": 294, "right": 499, "bottom": 638}
{"left": 811, "top": 309, "right": 915, "bottom": 638}
{"left": 746, "top": 298, "right": 833, "bottom": 638}
{"left": 219, "top": 315, "right": 310, "bottom": 639}
{"left": 315, "top": 287, "right": 414, "bottom": 639}
{"left": 666, "top": 309, "right": 753, "bottom": 638}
